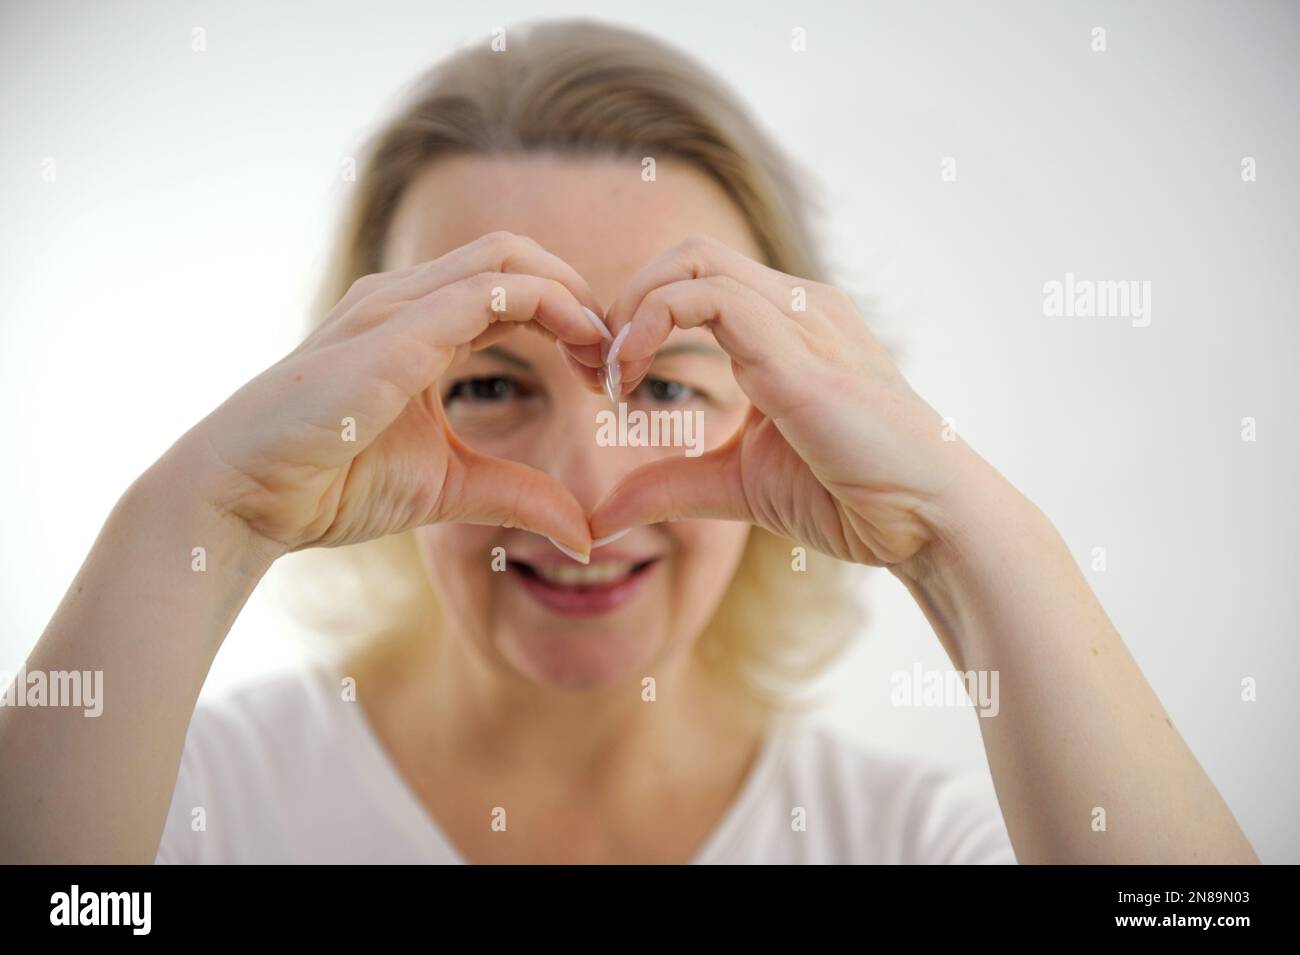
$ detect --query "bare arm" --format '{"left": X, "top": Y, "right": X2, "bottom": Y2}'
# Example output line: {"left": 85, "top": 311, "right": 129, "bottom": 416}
{"left": 893, "top": 458, "right": 1259, "bottom": 864}
{"left": 0, "top": 231, "right": 609, "bottom": 863}
{"left": 586, "top": 235, "right": 1260, "bottom": 865}
{"left": 0, "top": 448, "right": 279, "bottom": 863}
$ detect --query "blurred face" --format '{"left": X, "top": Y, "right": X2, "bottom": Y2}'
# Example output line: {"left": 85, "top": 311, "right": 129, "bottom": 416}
{"left": 383, "top": 154, "right": 761, "bottom": 691}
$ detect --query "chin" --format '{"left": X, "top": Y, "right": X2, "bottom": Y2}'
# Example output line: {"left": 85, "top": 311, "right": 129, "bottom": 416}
{"left": 495, "top": 621, "right": 670, "bottom": 692}
{"left": 417, "top": 522, "right": 745, "bottom": 694}
{"left": 483, "top": 542, "right": 676, "bottom": 691}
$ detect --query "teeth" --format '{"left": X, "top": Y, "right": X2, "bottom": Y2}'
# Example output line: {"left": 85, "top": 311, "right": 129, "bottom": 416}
{"left": 532, "top": 562, "right": 636, "bottom": 586}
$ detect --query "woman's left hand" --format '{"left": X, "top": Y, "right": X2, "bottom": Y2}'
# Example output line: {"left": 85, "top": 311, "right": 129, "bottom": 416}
{"left": 580, "top": 236, "right": 995, "bottom": 566}
{"left": 578, "top": 237, "right": 1263, "bottom": 866}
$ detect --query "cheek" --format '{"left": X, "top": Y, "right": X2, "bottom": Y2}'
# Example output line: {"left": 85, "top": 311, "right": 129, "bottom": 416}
{"left": 699, "top": 395, "right": 751, "bottom": 451}
{"left": 414, "top": 523, "right": 499, "bottom": 627}
{"left": 666, "top": 519, "right": 751, "bottom": 627}
{"left": 444, "top": 409, "right": 548, "bottom": 464}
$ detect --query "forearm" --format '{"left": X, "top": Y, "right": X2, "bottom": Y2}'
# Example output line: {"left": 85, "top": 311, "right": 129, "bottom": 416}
{"left": 894, "top": 458, "right": 1259, "bottom": 864}
{"left": 0, "top": 448, "right": 280, "bottom": 862}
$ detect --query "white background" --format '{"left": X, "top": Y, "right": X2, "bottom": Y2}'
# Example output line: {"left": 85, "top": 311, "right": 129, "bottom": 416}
{"left": 2, "top": 0, "right": 1296, "bottom": 861}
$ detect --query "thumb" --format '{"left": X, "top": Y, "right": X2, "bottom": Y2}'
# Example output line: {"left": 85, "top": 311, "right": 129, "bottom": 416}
{"left": 588, "top": 441, "right": 753, "bottom": 539}
{"left": 439, "top": 443, "right": 593, "bottom": 558}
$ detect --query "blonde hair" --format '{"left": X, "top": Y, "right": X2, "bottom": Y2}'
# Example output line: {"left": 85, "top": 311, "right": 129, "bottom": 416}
{"left": 290, "top": 19, "right": 863, "bottom": 713}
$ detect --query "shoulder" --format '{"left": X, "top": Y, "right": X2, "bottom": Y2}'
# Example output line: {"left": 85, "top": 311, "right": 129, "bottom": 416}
{"left": 181, "top": 664, "right": 342, "bottom": 768}
{"left": 735, "top": 718, "right": 1017, "bottom": 864}
{"left": 154, "top": 663, "right": 351, "bottom": 864}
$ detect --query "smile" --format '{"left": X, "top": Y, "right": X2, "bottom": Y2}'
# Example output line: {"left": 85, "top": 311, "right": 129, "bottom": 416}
{"left": 509, "top": 557, "right": 659, "bottom": 617}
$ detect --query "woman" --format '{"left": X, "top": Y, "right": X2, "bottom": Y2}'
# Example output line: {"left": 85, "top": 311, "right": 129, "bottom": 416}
{"left": 0, "top": 21, "right": 1258, "bottom": 864}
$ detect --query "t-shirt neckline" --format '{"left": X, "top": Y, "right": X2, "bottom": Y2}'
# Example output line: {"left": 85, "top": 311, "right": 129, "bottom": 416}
{"left": 309, "top": 661, "right": 790, "bottom": 864}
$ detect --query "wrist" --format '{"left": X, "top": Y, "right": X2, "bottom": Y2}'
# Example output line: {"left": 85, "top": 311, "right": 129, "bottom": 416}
{"left": 131, "top": 441, "right": 288, "bottom": 583}
{"left": 891, "top": 455, "right": 1064, "bottom": 661}
{"left": 909, "top": 449, "right": 1053, "bottom": 571}
{"left": 53, "top": 448, "right": 285, "bottom": 659}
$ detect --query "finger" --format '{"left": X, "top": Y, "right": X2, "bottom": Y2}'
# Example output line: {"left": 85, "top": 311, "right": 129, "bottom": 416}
{"left": 439, "top": 438, "right": 593, "bottom": 559}
{"left": 555, "top": 340, "right": 613, "bottom": 400}
{"left": 607, "top": 278, "right": 807, "bottom": 414}
{"left": 605, "top": 236, "right": 799, "bottom": 336}
{"left": 347, "top": 272, "right": 610, "bottom": 401}
{"left": 365, "top": 231, "right": 609, "bottom": 330}
{"left": 555, "top": 339, "right": 606, "bottom": 394}
{"left": 563, "top": 237, "right": 807, "bottom": 386}
{"left": 322, "top": 261, "right": 432, "bottom": 320}
{"left": 587, "top": 438, "right": 753, "bottom": 539}
{"left": 467, "top": 322, "right": 521, "bottom": 351}
{"left": 403, "top": 271, "right": 610, "bottom": 349}
{"left": 560, "top": 341, "right": 607, "bottom": 369}
{"left": 625, "top": 275, "right": 797, "bottom": 365}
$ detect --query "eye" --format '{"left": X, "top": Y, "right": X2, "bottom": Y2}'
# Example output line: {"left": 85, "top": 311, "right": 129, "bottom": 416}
{"left": 635, "top": 377, "right": 699, "bottom": 404}
{"left": 444, "top": 375, "right": 525, "bottom": 405}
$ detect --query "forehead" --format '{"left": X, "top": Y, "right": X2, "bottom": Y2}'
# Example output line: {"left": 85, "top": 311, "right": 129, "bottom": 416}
{"left": 382, "top": 152, "right": 765, "bottom": 310}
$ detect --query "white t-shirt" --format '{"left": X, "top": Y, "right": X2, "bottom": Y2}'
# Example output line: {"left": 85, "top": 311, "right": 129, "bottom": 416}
{"left": 155, "top": 663, "right": 1017, "bottom": 864}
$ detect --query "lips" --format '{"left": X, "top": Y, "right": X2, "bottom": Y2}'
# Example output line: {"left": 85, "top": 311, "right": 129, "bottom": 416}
{"left": 525, "top": 560, "right": 644, "bottom": 585}
{"left": 508, "top": 554, "right": 658, "bottom": 616}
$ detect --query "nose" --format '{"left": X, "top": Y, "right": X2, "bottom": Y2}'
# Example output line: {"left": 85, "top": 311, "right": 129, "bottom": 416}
{"left": 540, "top": 388, "right": 638, "bottom": 515}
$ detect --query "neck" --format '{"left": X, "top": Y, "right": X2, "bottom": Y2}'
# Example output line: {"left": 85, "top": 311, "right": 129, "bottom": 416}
{"left": 351, "top": 624, "right": 772, "bottom": 788}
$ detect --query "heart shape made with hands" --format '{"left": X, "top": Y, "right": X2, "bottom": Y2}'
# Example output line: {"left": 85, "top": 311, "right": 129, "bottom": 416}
{"left": 470, "top": 234, "right": 850, "bottom": 565}
{"left": 433, "top": 233, "right": 935, "bottom": 569}
{"left": 440, "top": 291, "right": 688, "bottom": 565}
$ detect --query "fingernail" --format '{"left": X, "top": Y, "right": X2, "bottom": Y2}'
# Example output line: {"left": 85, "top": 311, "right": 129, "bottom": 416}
{"left": 546, "top": 537, "right": 590, "bottom": 564}
{"left": 604, "top": 323, "right": 631, "bottom": 400}
{"left": 606, "top": 358, "right": 622, "bottom": 401}
{"left": 606, "top": 322, "right": 631, "bottom": 364}
{"left": 582, "top": 306, "right": 613, "bottom": 341}
{"left": 592, "top": 528, "right": 631, "bottom": 549}
{"left": 600, "top": 365, "right": 617, "bottom": 403}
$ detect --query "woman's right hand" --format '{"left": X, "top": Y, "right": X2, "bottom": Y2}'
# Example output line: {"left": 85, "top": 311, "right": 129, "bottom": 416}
{"left": 167, "top": 231, "right": 609, "bottom": 559}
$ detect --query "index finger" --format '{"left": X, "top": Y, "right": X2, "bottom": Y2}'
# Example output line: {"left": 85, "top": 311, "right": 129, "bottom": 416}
{"left": 365, "top": 230, "right": 611, "bottom": 334}
{"left": 603, "top": 235, "right": 799, "bottom": 361}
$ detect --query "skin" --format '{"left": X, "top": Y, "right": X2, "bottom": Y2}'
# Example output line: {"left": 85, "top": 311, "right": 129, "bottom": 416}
{"left": 0, "top": 153, "right": 1258, "bottom": 864}
{"left": 362, "top": 156, "right": 771, "bottom": 863}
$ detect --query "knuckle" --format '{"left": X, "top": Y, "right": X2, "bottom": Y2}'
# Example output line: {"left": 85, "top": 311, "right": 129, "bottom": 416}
{"left": 466, "top": 270, "right": 503, "bottom": 298}
{"left": 540, "top": 276, "right": 568, "bottom": 302}
{"left": 347, "top": 271, "right": 384, "bottom": 297}
{"left": 371, "top": 332, "right": 433, "bottom": 392}
{"left": 641, "top": 283, "right": 673, "bottom": 311}
{"left": 675, "top": 235, "right": 713, "bottom": 264}
{"left": 500, "top": 234, "right": 544, "bottom": 274}
{"left": 334, "top": 272, "right": 388, "bottom": 323}
{"left": 711, "top": 273, "right": 746, "bottom": 296}
{"left": 679, "top": 234, "right": 716, "bottom": 256}
{"left": 478, "top": 230, "right": 518, "bottom": 254}
{"left": 338, "top": 297, "right": 391, "bottom": 337}
{"left": 458, "top": 273, "right": 508, "bottom": 320}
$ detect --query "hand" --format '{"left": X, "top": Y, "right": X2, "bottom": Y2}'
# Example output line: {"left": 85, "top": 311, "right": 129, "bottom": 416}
{"left": 167, "top": 231, "right": 611, "bottom": 557}
{"left": 581, "top": 236, "right": 991, "bottom": 567}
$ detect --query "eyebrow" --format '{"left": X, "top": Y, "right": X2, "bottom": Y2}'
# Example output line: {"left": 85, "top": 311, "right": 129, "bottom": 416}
{"left": 651, "top": 342, "right": 728, "bottom": 361}
{"left": 477, "top": 345, "right": 533, "bottom": 370}
{"left": 476, "top": 341, "right": 726, "bottom": 369}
